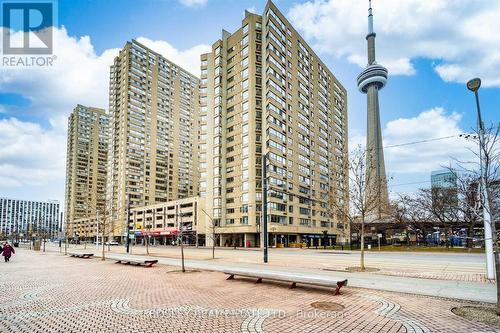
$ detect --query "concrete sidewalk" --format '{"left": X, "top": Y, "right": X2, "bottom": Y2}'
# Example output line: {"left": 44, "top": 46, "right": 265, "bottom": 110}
{"left": 70, "top": 250, "right": 496, "bottom": 304}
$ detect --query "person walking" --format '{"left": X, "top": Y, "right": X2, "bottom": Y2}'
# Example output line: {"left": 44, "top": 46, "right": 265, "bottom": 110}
{"left": 1, "top": 242, "right": 15, "bottom": 262}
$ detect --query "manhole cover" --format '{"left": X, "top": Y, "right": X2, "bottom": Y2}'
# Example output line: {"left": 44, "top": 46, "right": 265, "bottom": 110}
{"left": 310, "top": 301, "right": 345, "bottom": 312}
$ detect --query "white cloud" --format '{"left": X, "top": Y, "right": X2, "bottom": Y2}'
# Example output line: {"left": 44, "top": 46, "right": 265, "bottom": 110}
{"left": 246, "top": 6, "right": 257, "bottom": 14}
{"left": 351, "top": 108, "right": 478, "bottom": 192}
{"left": 178, "top": 0, "right": 208, "bottom": 8}
{"left": 136, "top": 37, "right": 210, "bottom": 77}
{"left": 383, "top": 107, "right": 476, "bottom": 174}
{"left": 0, "top": 118, "right": 66, "bottom": 188}
{"left": 288, "top": 0, "right": 500, "bottom": 87}
{"left": 0, "top": 27, "right": 119, "bottom": 124}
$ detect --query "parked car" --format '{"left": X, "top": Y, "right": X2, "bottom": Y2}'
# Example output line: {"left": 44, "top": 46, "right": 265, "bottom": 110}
{"left": 105, "top": 241, "right": 119, "bottom": 246}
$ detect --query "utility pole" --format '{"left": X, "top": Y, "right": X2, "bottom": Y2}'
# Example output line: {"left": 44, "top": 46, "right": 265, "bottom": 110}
{"left": 467, "top": 78, "right": 495, "bottom": 279}
{"left": 262, "top": 154, "right": 268, "bottom": 263}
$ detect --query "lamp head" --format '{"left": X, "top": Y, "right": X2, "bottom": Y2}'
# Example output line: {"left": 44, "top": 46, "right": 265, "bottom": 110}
{"left": 467, "top": 78, "right": 481, "bottom": 92}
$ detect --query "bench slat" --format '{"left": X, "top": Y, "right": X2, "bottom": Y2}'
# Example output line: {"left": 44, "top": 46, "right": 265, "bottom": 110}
{"left": 224, "top": 271, "right": 347, "bottom": 295}
{"left": 114, "top": 259, "right": 158, "bottom": 267}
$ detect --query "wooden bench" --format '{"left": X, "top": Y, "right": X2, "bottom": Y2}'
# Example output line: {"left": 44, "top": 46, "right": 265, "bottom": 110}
{"left": 224, "top": 270, "right": 348, "bottom": 295}
{"left": 68, "top": 253, "right": 94, "bottom": 259}
{"left": 115, "top": 259, "right": 158, "bottom": 267}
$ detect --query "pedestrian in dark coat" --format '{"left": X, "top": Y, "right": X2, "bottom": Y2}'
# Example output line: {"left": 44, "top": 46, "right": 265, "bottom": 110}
{"left": 1, "top": 242, "right": 15, "bottom": 262}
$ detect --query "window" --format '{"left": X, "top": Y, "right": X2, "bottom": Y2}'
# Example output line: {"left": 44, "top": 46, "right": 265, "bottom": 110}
{"left": 241, "top": 35, "right": 249, "bottom": 46}
{"left": 241, "top": 46, "right": 248, "bottom": 57}
{"left": 241, "top": 57, "right": 249, "bottom": 67}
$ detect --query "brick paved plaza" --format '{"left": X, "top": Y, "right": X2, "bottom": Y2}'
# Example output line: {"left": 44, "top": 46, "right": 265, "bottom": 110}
{"left": 0, "top": 249, "right": 499, "bottom": 333}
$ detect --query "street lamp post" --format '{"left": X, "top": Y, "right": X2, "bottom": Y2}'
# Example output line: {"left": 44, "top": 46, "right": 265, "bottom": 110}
{"left": 262, "top": 153, "right": 269, "bottom": 263}
{"left": 467, "top": 77, "right": 495, "bottom": 279}
{"left": 126, "top": 195, "right": 131, "bottom": 254}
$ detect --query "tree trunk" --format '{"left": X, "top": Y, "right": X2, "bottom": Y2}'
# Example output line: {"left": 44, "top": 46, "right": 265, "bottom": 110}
{"left": 212, "top": 234, "right": 215, "bottom": 259}
{"left": 467, "top": 223, "right": 474, "bottom": 249}
{"left": 146, "top": 234, "right": 150, "bottom": 255}
{"left": 101, "top": 228, "right": 105, "bottom": 261}
{"left": 360, "top": 220, "right": 365, "bottom": 271}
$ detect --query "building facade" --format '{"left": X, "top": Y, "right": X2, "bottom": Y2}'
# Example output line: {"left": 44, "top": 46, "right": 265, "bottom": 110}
{"left": 64, "top": 105, "right": 108, "bottom": 237}
{"left": 0, "top": 198, "right": 60, "bottom": 239}
{"left": 130, "top": 196, "right": 207, "bottom": 245}
{"left": 107, "top": 40, "right": 200, "bottom": 238}
{"left": 200, "top": 1, "right": 349, "bottom": 248}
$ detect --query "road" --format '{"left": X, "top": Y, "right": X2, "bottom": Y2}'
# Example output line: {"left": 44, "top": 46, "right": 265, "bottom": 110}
{"left": 55, "top": 244, "right": 486, "bottom": 275}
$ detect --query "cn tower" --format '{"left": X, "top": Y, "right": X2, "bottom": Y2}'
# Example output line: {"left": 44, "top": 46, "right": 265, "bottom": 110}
{"left": 357, "top": 0, "right": 389, "bottom": 220}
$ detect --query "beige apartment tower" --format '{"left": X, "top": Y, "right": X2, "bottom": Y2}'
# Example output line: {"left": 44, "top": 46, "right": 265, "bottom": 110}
{"left": 64, "top": 105, "right": 108, "bottom": 237}
{"left": 107, "top": 40, "right": 200, "bottom": 238}
{"left": 200, "top": 1, "right": 349, "bottom": 248}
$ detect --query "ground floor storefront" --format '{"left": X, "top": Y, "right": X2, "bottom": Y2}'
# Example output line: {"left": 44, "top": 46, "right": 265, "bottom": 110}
{"left": 217, "top": 232, "right": 340, "bottom": 248}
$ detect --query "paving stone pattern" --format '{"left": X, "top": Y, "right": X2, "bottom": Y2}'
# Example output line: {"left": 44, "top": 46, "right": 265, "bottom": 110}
{"left": 0, "top": 251, "right": 498, "bottom": 333}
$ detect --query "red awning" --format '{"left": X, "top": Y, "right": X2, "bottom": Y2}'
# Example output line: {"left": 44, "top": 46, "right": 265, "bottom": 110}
{"left": 140, "top": 227, "right": 179, "bottom": 236}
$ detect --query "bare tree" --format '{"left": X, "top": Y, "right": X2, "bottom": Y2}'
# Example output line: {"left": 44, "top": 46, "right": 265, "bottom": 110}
{"left": 201, "top": 207, "right": 218, "bottom": 259}
{"left": 455, "top": 123, "right": 500, "bottom": 312}
{"left": 332, "top": 146, "right": 385, "bottom": 271}
{"left": 391, "top": 193, "right": 436, "bottom": 246}
{"left": 412, "top": 185, "right": 461, "bottom": 247}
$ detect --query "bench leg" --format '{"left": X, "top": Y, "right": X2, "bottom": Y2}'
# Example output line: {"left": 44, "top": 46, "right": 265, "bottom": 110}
{"left": 255, "top": 278, "right": 262, "bottom": 284}
{"left": 333, "top": 280, "right": 347, "bottom": 296}
{"left": 289, "top": 282, "right": 296, "bottom": 289}
{"left": 226, "top": 274, "right": 234, "bottom": 280}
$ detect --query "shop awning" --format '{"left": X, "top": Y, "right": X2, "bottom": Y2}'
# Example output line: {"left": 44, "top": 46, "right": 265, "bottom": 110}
{"left": 136, "top": 227, "right": 179, "bottom": 236}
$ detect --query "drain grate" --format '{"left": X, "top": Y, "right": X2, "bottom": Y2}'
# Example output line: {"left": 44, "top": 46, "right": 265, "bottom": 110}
{"left": 310, "top": 301, "right": 345, "bottom": 312}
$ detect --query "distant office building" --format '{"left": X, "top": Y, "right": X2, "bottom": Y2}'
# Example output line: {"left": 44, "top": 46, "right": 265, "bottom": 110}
{"left": 431, "top": 170, "right": 458, "bottom": 189}
{"left": 199, "top": 1, "right": 349, "bottom": 248}
{"left": 107, "top": 40, "right": 200, "bottom": 238}
{"left": 431, "top": 170, "right": 458, "bottom": 209}
{"left": 0, "top": 198, "right": 60, "bottom": 238}
{"left": 64, "top": 105, "right": 109, "bottom": 237}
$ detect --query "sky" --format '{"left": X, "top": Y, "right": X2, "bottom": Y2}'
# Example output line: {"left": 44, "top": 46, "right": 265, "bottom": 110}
{"left": 0, "top": 0, "right": 499, "bottom": 207}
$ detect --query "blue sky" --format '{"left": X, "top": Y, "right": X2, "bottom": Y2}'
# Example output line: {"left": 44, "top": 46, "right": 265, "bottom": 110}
{"left": 0, "top": 0, "right": 499, "bottom": 205}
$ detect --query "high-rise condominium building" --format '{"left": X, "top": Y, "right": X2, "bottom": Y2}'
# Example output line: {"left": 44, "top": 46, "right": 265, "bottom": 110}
{"left": 0, "top": 198, "right": 60, "bottom": 238}
{"left": 107, "top": 40, "right": 200, "bottom": 238}
{"left": 64, "top": 105, "right": 108, "bottom": 236}
{"left": 200, "top": 1, "right": 348, "bottom": 248}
